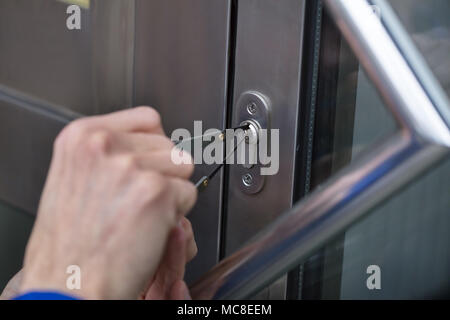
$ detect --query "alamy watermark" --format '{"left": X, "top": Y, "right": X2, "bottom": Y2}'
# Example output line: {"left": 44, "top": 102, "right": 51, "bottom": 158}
{"left": 66, "top": 265, "right": 81, "bottom": 290}
{"left": 170, "top": 121, "right": 280, "bottom": 176}
{"left": 366, "top": 265, "right": 381, "bottom": 290}
{"left": 66, "top": 5, "right": 81, "bottom": 30}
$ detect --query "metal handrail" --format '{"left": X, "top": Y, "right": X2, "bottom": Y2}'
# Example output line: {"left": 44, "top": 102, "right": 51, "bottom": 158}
{"left": 190, "top": 0, "right": 450, "bottom": 300}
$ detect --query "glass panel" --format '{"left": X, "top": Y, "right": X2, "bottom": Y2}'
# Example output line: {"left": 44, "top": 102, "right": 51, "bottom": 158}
{"left": 334, "top": 2, "right": 450, "bottom": 300}
{"left": 388, "top": 0, "right": 450, "bottom": 97}
{"left": 301, "top": 11, "right": 398, "bottom": 298}
{"left": 310, "top": 26, "right": 397, "bottom": 195}
{"left": 340, "top": 158, "right": 450, "bottom": 299}
{"left": 301, "top": 4, "right": 450, "bottom": 299}
{"left": 306, "top": 63, "right": 450, "bottom": 297}
{"left": 350, "top": 71, "right": 396, "bottom": 158}
{"left": 0, "top": 201, "right": 34, "bottom": 291}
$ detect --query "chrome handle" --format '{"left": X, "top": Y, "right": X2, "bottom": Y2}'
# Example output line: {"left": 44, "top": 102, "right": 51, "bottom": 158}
{"left": 190, "top": 0, "right": 450, "bottom": 300}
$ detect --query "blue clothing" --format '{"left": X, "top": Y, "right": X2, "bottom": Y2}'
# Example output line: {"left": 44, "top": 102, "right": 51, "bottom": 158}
{"left": 14, "top": 291, "right": 79, "bottom": 300}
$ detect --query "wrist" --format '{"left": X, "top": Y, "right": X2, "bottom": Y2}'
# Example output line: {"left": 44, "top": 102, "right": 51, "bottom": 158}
{"left": 19, "top": 267, "right": 105, "bottom": 300}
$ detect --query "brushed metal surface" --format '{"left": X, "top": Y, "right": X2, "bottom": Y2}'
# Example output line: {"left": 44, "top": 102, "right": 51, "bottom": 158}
{"left": 0, "top": 0, "right": 135, "bottom": 115}
{"left": 224, "top": 0, "right": 306, "bottom": 255}
{"left": 0, "top": 0, "right": 94, "bottom": 114}
{"left": 0, "top": 88, "right": 77, "bottom": 214}
{"left": 133, "top": 0, "right": 232, "bottom": 283}
{"left": 0, "top": 0, "right": 135, "bottom": 214}
{"left": 90, "top": 0, "right": 136, "bottom": 113}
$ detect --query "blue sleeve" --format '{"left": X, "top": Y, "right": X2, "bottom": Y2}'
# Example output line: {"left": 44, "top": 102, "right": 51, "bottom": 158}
{"left": 14, "top": 291, "right": 80, "bottom": 300}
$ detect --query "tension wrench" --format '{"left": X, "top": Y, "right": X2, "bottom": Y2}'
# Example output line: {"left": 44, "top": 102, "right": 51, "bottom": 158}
{"left": 171, "top": 124, "right": 250, "bottom": 191}
{"left": 195, "top": 134, "right": 247, "bottom": 191}
{"left": 172, "top": 124, "right": 249, "bottom": 146}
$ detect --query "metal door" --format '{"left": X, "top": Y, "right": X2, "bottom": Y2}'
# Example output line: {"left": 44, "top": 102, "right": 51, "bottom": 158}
{"left": 0, "top": 0, "right": 307, "bottom": 295}
{"left": 0, "top": 0, "right": 232, "bottom": 287}
{"left": 190, "top": 0, "right": 450, "bottom": 299}
{"left": 1, "top": 0, "right": 449, "bottom": 300}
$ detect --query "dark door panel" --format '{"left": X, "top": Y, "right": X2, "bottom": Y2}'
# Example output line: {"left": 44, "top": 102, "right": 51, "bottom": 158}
{"left": 0, "top": 92, "right": 76, "bottom": 214}
{"left": 134, "top": 0, "right": 232, "bottom": 283}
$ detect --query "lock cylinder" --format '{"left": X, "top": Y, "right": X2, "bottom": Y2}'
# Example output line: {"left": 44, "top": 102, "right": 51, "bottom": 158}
{"left": 234, "top": 91, "right": 271, "bottom": 195}
{"left": 240, "top": 119, "right": 261, "bottom": 145}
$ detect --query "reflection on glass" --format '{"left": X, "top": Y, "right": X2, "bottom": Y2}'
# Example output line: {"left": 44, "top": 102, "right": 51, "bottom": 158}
{"left": 310, "top": 38, "right": 397, "bottom": 189}
{"left": 337, "top": 2, "right": 450, "bottom": 299}
{"left": 0, "top": 0, "right": 134, "bottom": 115}
{"left": 389, "top": 0, "right": 450, "bottom": 97}
{"left": 340, "top": 158, "right": 450, "bottom": 299}
{"left": 303, "top": 6, "right": 450, "bottom": 298}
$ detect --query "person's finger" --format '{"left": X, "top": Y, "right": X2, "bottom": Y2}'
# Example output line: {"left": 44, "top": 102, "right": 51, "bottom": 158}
{"left": 170, "top": 280, "right": 192, "bottom": 300}
{"left": 144, "top": 226, "right": 186, "bottom": 300}
{"left": 129, "top": 150, "right": 193, "bottom": 179}
{"left": 81, "top": 106, "right": 165, "bottom": 134}
{"left": 114, "top": 133, "right": 175, "bottom": 153}
{"left": 168, "top": 225, "right": 187, "bottom": 281}
{"left": 0, "top": 269, "right": 23, "bottom": 300}
{"left": 180, "top": 218, "right": 198, "bottom": 262}
{"left": 169, "top": 178, "right": 198, "bottom": 217}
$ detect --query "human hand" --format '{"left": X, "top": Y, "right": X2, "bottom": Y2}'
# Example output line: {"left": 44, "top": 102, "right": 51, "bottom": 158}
{"left": 0, "top": 270, "right": 23, "bottom": 300}
{"left": 141, "top": 217, "right": 197, "bottom": 300}
{"left": 3, "top": 217, "right": 197, "bottom": 301}
{"left": 19, "top": 107, "right": 197, "bottom": 300}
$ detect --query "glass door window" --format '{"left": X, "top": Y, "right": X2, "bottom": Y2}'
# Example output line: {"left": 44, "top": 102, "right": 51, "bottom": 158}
{"left": 299, "top": 0, "right": 450, "bottom": 300}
